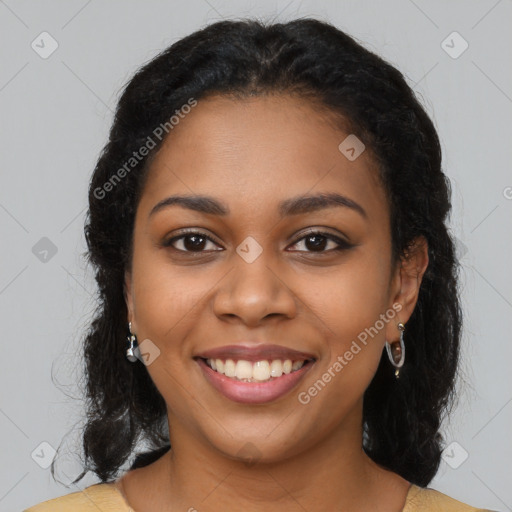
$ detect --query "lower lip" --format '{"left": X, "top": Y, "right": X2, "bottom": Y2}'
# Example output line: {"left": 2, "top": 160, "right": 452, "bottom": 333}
{"left": 196, "top": 358, "right": 314, "bottom": 404}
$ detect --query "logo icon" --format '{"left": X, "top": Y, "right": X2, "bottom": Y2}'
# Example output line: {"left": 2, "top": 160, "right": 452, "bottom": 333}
{"left": 453, "top": 237, "right": 468, "bottom": 260}
{"left": 31, "top": 441, "right": 57, "bottom": 469}
{"left": 236, "top": 442, "right": 262, "bottom": 467}
{"left": 441, "top": 32, "right": 469, "bottom": 59}
{"left": 31, "top": 32, "right": 59, "bottom": 59}
{"left": 136, "top": 338, "right": 161, "bottom": 366}
{"left": 442, "top": 441, "right": 469, "bottom": 469}
{"left": 32, "top": 237, "right": 58, "bottom": 263}
{"left": 338, "top": 134, "right": 366, "bottom": 161}
{"left": 236, "top": 236, "right": 263, "bottom": 263}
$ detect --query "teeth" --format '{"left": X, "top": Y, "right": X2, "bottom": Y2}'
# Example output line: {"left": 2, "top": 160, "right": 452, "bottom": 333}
{"left": 252, "top": 361, "right": 270, "bottom": 381}
{"left": 270, "top": 360, "right": 283, "bottom": 377}
{"left": 224, "top": 359, "right": 236, "bottom": 378}
{"left": 291, "top": 360, "right": 303, "bottom": 371}
{"left": 235, "top": 360, "right": 253, "bottom": 380}
{"left": 205, "top": 358, "right": 307, "bottom": 381}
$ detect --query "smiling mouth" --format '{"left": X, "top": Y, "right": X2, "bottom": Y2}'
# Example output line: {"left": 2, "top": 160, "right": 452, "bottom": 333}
{"left": 199, "top": 357, "right": 315, "bottom": 383}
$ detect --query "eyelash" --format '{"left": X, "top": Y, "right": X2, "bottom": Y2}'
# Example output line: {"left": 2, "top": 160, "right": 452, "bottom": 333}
{"left": 162, "top": 229, "right": 353, "bottom": 254}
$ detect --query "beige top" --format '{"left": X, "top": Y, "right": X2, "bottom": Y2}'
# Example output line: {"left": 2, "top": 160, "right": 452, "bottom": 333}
{"left": 24, "top": 481, "right": 496, "bottom": 511}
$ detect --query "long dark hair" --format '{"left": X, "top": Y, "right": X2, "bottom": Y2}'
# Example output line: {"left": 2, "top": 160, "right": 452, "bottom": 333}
{"left": 55, "top": 17, "right": 461, "bottom": 488}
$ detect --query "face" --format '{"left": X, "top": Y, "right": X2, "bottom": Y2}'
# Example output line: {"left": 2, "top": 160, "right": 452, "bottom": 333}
{"left": 124, "top": 93, "right": 425, "bottom": 463}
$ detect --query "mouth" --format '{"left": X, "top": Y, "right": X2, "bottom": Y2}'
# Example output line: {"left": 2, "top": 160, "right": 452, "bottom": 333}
{"left": 194, "top": 345, "right": 316, "bottom": 404}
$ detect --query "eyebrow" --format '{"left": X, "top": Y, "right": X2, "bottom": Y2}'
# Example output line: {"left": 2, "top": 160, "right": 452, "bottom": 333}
{"left": 148, "top": 192, "right": 367, "bottom": 219}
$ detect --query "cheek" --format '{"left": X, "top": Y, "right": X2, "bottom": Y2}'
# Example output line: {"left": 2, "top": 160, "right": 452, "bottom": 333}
{"left": 129, "top": 254, "right": 209, "bottom": 375}
{"left": 304, "top": 251, "right": 392, "bottom": 338}
{"left": 300, "top": 249, "right": 392, "bottom": 398}
{"left": 133, "top": 274, "right": 204, "bottom": 349}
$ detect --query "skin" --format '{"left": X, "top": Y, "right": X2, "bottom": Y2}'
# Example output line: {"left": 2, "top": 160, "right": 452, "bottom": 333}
{"left": 120, "top": 93, "right": 429, "bottom": 511}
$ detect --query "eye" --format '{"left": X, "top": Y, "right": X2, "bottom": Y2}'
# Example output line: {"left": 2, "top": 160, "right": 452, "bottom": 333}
{"left": 163, "top": 230, "right": 222, "bottom": 253}
{"left": 162, "top": 229, "right": 353, "bottom": 254}
{"left": 287, "top": 230, "right": 352, "bottom": 253}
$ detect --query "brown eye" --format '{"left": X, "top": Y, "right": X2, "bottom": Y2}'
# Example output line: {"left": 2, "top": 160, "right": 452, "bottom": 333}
{"left": 288, "top": 231, "right": 352, "bottom": 253}
{"left": 163, "top": 231, "right": 222, "bottom": 253}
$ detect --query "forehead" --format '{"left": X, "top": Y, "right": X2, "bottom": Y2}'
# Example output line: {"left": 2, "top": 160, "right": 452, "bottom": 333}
{"left": 138, "top": 93, "right": 387, "bottom": 223}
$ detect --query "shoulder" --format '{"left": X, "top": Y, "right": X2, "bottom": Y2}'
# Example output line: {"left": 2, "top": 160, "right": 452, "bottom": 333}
{"left": 404, "top": 484, "right": 499, "bottom": 512}
{"left": 23, "top": 482, "right": 133, "bottom": 512}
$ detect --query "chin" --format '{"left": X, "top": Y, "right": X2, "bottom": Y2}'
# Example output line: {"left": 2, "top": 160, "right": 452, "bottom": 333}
{"left": 202, "top": 425, "right": 310, "bottom": 466}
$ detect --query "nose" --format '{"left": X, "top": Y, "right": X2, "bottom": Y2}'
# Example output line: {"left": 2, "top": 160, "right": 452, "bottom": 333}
{"left": 212, "top": 254, "right": 298, "bottom": 327}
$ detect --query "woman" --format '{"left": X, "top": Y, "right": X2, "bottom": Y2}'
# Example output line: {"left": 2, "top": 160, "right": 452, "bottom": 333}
{"left": 25, "top": 17, "right": 496, "bottom": 512}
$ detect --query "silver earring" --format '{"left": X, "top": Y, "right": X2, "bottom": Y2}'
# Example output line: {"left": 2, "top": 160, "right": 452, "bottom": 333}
{"left": 126, "top": 322, "right": 138, "bottom": 362}
{"left": 385, "top": 322, "right": 405, "bottom": 379}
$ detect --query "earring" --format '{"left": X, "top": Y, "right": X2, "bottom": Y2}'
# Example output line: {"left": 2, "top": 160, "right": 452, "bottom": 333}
{"left": 385, "top": 322, "right": 405, "bottom": 379}
{"left": 126, "top": 322, "right": 138, "bottom": 362}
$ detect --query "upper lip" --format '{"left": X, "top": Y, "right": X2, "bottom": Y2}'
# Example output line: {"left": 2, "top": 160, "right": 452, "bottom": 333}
{"left": 195, "top": 344, "right": 316, "bottom": 362}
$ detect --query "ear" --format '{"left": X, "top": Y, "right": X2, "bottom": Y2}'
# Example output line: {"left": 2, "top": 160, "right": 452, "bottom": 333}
{"left": 124, "top": 269, "right": 136, "bottom": 331}
{"left": 385, "top": 236, "right": 429, "bottom": 342}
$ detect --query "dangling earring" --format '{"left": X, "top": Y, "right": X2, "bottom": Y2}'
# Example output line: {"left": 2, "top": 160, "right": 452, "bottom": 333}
{"left": 385, "top": 322, "right": 405, "bottom": 379}
{"left": 126, "top": 322, "right": 138, "bottom": 362}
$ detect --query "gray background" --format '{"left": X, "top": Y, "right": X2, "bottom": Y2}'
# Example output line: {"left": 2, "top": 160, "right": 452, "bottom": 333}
{"left": 1, "top": 1, "right": 511, "bottom": 510}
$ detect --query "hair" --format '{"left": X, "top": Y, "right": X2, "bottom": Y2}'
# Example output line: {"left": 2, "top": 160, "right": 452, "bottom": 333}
{"left": 58, "top": 17, "right": 461, "bottom": 488}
